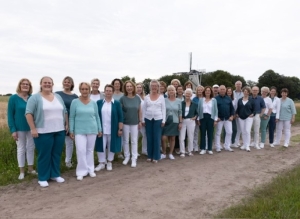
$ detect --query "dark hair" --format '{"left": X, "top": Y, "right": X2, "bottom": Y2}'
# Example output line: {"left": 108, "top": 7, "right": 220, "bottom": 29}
{"left": 62, "top": 76, "right": 75, "bottom": 91}
{"left": 202, "top": 86, "right": 214, "bottom": 98}
{"left": 226, "top": 87, "right": 234, "bottom": 100}
{"left": 159, "top": 81, "right": 167, "bottom": 93}
{"left": 281, "top": 88, "right": 289, "bottom": 94}
{"left": 104, "top": 84, "right": 115, "bottom": 92}
{"left": 184, "top": 81, "right": 193, "bottom": 90}
{"left": 111, "top": 78, "right": 123, "bottom": 92}
{"left": 177, "top": 85, "right": 183, "bottom": 90}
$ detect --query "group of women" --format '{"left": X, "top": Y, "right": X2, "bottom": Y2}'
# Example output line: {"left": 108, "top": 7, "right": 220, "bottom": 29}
{"left": 7, "top": 76, "right": 297, "bottom": 187}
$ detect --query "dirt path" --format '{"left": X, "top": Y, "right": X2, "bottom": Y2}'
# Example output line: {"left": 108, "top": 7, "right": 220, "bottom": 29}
{"left": 1, "top": 126, "right": 300, "bottom": 219}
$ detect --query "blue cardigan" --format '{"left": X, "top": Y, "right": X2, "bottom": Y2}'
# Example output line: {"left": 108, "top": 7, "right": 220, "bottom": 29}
{"left": 95, "top": 99, "right": 123, "bottom": 153}
{"left": 197, "top": 98, "right": 218, "bottom": 121}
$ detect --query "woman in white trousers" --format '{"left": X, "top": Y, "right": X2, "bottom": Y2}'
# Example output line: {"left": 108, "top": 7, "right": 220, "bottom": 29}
{"left": 7, "top": 78, "right": 36, "bottom": 180}
{"left": 274, "top": 88, "right": 297, "bottom": 147}
{"left": 69, "top": 82, "right": 102, "bottom": 181}
{"left": 120, "top": 81, "right": 142, "bottom": 168}
{"left": 235, "top": 87, "right": 256, "bottom": 152}
{"left": 179, "top": 89, "right": 198, "bottom": 157}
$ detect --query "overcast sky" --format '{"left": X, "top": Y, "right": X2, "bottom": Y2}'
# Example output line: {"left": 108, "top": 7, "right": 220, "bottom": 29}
{"left": 0, "top": 0, "right": 299, "bottom": 94}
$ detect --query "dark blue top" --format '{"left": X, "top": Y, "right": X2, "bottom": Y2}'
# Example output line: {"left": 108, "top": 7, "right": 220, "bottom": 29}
{"left": 236, "top": 98, "right": 256, "bottom": 120}
{"left": 56, "top": 91, "right": 78, "bottom": 114}
{"left": 251, "top": 95, "right": 266, "bottom": 114}
{"left": 181, "top": 101, "right": 198, "bottom": 119}
{"left": 215, "top": 95, "right": 235, "bottom": 120}
{"left": 192, "top": 96, "right": 202, "bottom": 104}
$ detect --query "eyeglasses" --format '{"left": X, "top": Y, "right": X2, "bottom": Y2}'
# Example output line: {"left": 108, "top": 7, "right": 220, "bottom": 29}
{"left": 21, "top": 83, "right": 29, "bottom": 86}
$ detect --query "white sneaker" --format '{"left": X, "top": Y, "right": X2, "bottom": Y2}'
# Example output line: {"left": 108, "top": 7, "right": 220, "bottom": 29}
{"left": 131, "top": 160, "right": 137, "bottom": 168}
{"left": 66, "top": 162, "right": 73, "bottom": 168}
{"left": 169, "top": 154, "right": 175, "bottom": 160}
{"left": 231, "top": 144, "right": 239, "bottom": 148}
{"left": 254, "top": 145, "right": 261, "bottom": 150}
{"left": 270, "top": 143, "right": 274, "bottom": 148}
{"left": 89, "top": 172, "right": 96, "bottom": 177}
{"left": 273, "top": 142, "right": 279, "bottom": 146}
{"left": 95, "top": 163, "right": 105, "bottom": 171}
{"left": 246, "top": 146, "right": 251, "bottom": 152}
{"left": 260, "top": 143, "right": 264, "bottom": 149}
{"left": 216, "top": 148, "right": 221, "bottom": 153}
{"left": 38, "top": 181, "right": 49, "bottom": 187}
{"left": 180, "top": 153, "right": 185, "bottom": 157}
{"left": 240, "top": 145, "right": 246, "bottom": 150}
{"left": 28, "top": 170, "right": 37, "bottom": 174}
{"left": 250, "top": 142, "right": 255, "bottom": 147}
{"left": 122, "top": 157, "right": 130, "bottom": 165}
{"left": 51, "top": 177, "right": 65, "bottom": 183}
{"left": 208, "top": 151, "right": 213, "bottom": 155}
{"left": 283, "top": 144, "right": 289, "bottom": 148}
{"left": 107, "top": 162, "right": 112, "bottom": 171}
{"left": 161, "top": 154, "right": 166, "bottom": 159}
{"left": 199, "top": 150, "right": 206, "bottom": 155}
{"left": 18, "top": 173, "right": 25, "bottom": 180}
{"left": 225, "top": 147, "right": 234, "bottom": 152}
{"left": 77, "top": 176, "right": 83, "bottom": 181}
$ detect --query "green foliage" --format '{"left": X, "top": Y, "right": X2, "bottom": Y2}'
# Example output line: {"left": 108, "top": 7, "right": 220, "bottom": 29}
{"left": 216, "top": 164, "right": 300, "bottom": 218}
{"left": 121, "top": 75, "right": 136, "bottom": 83}
{"left": 158, "top": 74, "right": 189, "bottom": 87}
{"left": 257, "top": 69, "right": 300, "bottom": 99}
{"left": 142, "top": 78, "right": 152, "bottom": 94}
{"left": 246, "top": 80, "right": 258, "bottom": 87}
{"left": 202, "top": 70, "right": 246, "bottom": 88}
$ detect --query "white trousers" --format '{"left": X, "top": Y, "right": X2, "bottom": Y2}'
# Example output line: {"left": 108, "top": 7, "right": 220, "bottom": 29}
{"left": 193, "top": 122, "right": 200, "bottom": 151}
{"left": 235, "top": 119, "right": 242, "bottom": 145}
{"left": 179, "top": 119, "right": 196, "bottom": 153}
{"left": 215, "top": 120, "right": 232, "bottom": 150}
{"left": 252, "top": 114, "right": 261, "bottom": 145}
{"left": 275, "top": 120, "right": 291, "bottom": 145}
{"left": 75, "top": 134, "right": 96, "bottom": 176}
{"left": 97, "top": 134, "right": 115, "bottom": 163}
{"left": 65, "top": 136, "right": 74, "bottom": 163}
{"left": 139, "top": 126, "right": 147, "bottom": 154}
{"left": 16, "top": 131, "right": 35, "bottom": 167}
{"left": 238, "top": 117, "right": 253, "bottom": 147}
{"left": 123, "top": 124, "right": 138, "bottom": 160}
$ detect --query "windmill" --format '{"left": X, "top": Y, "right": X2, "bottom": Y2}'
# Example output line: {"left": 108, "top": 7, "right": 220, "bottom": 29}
{"left": 173, "top": 53, "right": 206, "bottom": 91}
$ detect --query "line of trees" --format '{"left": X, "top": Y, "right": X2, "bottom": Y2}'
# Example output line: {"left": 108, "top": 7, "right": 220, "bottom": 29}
{"left": 120, "top": 69, "right": 300, "bottom": 100}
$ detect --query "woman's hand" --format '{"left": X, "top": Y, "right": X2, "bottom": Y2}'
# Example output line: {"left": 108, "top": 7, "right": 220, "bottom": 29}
{"left": 138, "top": 122, "right": 142, "bottom": 130}
{"left": 178, "top": 122, "right": 182, "bottom": 130}
{"left": 12, "top": 132, "right": 18, "bottom": 141}
{"left": 70, "top": 133, "right": 75, "bottom": 140}
{"left": 214, "top": 121, "right": 218, "bottom": 127}
{"left": 291, "top": 118, "right": 295, "bottom": 124}
{"left": 65, "top": 124, "right": 69, "bottom": 134}
{"left": 142, "top": 122, "right": 145, "bottom": 127}
{"left": 97, "top": 132, "right": 102, "bottom": 138}
{"left": 197, "top": 120, "right": 200, "bottom": 126}
{"left": 249, "top": 114, "right": 254, "bottom": 118}
{"left": 161, "top": 123, "right": 165, "bottom": 127}
{"left": 118, "top": 130, "right": 123, "bottom": 137}
{"left": 31, "top": 129, "right": 38, "bottom": 138}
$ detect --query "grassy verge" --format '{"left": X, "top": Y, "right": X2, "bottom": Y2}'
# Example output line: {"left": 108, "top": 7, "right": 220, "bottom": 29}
{"left": 0, "top": 127, "right": 76, "bottom": 186}
{"left": 215, "top": 164, "right": 300, "bottom": 218}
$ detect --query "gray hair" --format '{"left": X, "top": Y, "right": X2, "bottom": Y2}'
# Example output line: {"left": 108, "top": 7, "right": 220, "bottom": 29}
{"left": 150, "top": 79, "right": 160, "bottom": 91}
{"left": 261, "top": 86, "right": 270, "bottom": 93}
{"left": 185, "top": 88, "right": 193, "bottom": 95}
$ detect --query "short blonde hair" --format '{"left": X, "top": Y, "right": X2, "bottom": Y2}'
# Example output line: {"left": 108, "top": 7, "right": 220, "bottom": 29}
{"left": 136, "top": 82, "right": 145, "bottom": 97}
{"left": 261, "top": 86, "right": 270, "bottom": 93}
{"left": 16, "top": 78, "right": 33, "bottom": 95}
{"left": 79, "top": 82, "right": 91, "bottom": 91}
{"left": 171, "top": 79, "right": 181, "bottom": 86}
{"left": 167, "top": 85, "right": 176, "bottom": 96}
{"left": 91, "top": 78, "right": 100, "bottom": 85}
{"left": 123, "top": 80, "right": 136, "bottom": 96}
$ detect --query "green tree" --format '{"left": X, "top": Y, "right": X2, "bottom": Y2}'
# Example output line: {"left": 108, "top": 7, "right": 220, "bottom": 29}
{"left": 158, "top": 74, "right": 189, "bottom": 86}
{"left": 201, "top": 70, "right": 239, "bottom": 87}
{"left": 121, "top": 75, "right": 136, "bottom": 83}
{"left": 246, "top": 80, "right": 257, "bottom": 87}
{"left": 142, "top": 78, "right": 152, "bottom": 94}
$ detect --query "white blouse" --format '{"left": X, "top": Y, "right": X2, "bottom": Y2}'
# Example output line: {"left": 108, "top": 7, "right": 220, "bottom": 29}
{"left": 263, "top": 96, "right": 273, "bottom": 115}
{"left": 101, "top": 99, "right": 113, "bottom": 135}
{"left": 143, "top": 95, "right": 166, "bottom": 123}
{"left": 203, "top": 99, "right": 213, "bottom": 114}
{"left": 37, "top": 97, "right": 64, "bottom": 133}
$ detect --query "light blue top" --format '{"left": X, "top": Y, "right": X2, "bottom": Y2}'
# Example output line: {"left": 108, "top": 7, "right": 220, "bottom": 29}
{"left": 25, "top": 93, "right": 67, "bottom": 128}
{"left": 197, "top": 98, "right": 218, "bottom": 121}
{"left": 165, "top": 98, "right": 182, "bottom": 123}
{"left": 278, "top": 97, "right": 297, "bottom": 121}
{"left": 69, "top": 99, "right": 102, "bottom": 135}
{"left": 7, "top": 94, "right": 31, "bottom": 133}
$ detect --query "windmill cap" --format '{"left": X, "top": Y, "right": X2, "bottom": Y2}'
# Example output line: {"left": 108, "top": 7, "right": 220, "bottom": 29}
{"left": 212, "top": 84, "right": 219, "bottom": 88}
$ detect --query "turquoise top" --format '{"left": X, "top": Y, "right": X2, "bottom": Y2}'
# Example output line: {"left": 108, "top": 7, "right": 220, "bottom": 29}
{"left": 69, "top": 99, "right": 102, "bottom": 135}
{"left": 165, "top": 98, "right": 182, "bottom": 123}
{"left": 278, "top": 97, "right": 297, "bottom": 121}
{"left": 197, "top": 98, "right": 218, "bottom": 121}
{"left": 25, "top": 93, "right": 67, "bottom": 128}
{"left": 7, "top": 94, "right": 31, "bottom": 133}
